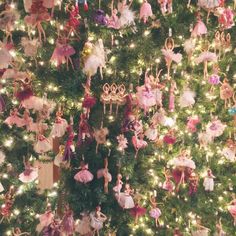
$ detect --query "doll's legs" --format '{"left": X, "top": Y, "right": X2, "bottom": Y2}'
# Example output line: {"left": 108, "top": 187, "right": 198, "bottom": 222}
{"left": 37, "top": 23, "right": 46, "bottom": 42}
{"left": 204, "top": 61, "right": 208, "bottom": 80}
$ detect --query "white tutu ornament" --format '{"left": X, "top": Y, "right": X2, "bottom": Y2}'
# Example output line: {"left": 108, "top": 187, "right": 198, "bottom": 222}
{"left": 0, "top": 42, "right": 12, "bottom": 69}
{"left": 206, "top": 117, "right": 226, "bottom": 138}
{"left": 145, "top": 124, "right": 158, "bottom": 141}
{"left": 50, "top": 111, "right": 68, "bottom": 138}
{"left": 75, "top": 213, "right": 92, "bottom": 235}
{"left": 19, "top": 158, "right": 38, "bottom": 183}
{"left": 118, "top": 183, "right": 135, "bottom": 209}
{"left": 118, "top": 0, "right": 135, "bottom": 27}
{"left": 83, "top": 39, "right": 106, "bottom": 80}
{"left": 179, "top": 88, "right": 196, "bottom": 108}
{"left": 203, "top": 169, "right": 215, "bottom": 191}
{"left": 34, "top": 135, "right": 52, "bottom": 154}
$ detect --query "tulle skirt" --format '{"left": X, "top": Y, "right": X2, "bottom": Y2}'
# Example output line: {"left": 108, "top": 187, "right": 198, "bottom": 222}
{"left": 161, "top": 49, "right": 182, "bottom": 63}
{"left": 130, "top": 205, "right": 146, "bottom": 217}
{"left": 145, "top": 127, "right": 158, "bottom": 141}
{"left": 57, "top": 45, "right": 76, "bottom": 57}
{"left": 90, "top": 214, "right": 104, "bottom": 230}
{"left": 179, "top": 91, "right": 195, "bottom": 108}
{"left": 162, "top": 180, "right": 174, "bottom": 192}
{"left": 4, "top": 116, "right": 24, "bottom": 127}
{"left": 208, "top": 74, "right": 220, "bottom": 85}
{"left": 21, "top": 96, "right": 45, "bottom": 111}
{"left": 206, "top": 121, "right": 225, "bottom": 137}
{"left": 83, "top": 54, "right": 103, "bottom": 76}
{"left": 82, "top": 95, "right": 96, "bottom": 108}
{"left": 136, "top": 87, "right": 157, "bottom": 109}
{"left": 149, "top": 208, "right": 161, "bottom": 219}
{"left": 36, "top": 213, "right": 54, "bottom": 232}
{"left": 118, "top": 193, "right": 135, "bottom": 209}
{"left": 119, "top": 7, "right": 135, "bottom": 27}
{"left": 191, "top": 20, "right": 207, "bottom": 37}
{"left": 50, "top": 121, "right": 68, "bottom": 138}
{"left": 195, "top": 52, "right": 217, "bottom": 64}
{"left": 140, "top": 2, "right": 153, "bottom": 19}
{"left": 34, "top": 139, "right": 52, "bottom": 154}
{"left": 75, "top": 216, "right": 91, "bottom": 234}
{"left": 74, "top": 170, "right": 94, "bottom": 183}
{"left": 19, "top": 169, "right": 38, "bottom": 183}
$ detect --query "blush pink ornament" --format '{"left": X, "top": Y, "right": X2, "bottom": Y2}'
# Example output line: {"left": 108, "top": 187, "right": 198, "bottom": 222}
{"left": 132, "top": 133, "right": 147, "bottom": 158}
{"left": 74, "top": 161, "right": 94, "bottom": 184}
{"left": 140, "top": 0, "right": 153, "bottom": 23}
{"left": 191, "top": 12, "right": 207, "bottom": 37}
{"left": 186, "top": 116, "right": 200, "bottom": 133}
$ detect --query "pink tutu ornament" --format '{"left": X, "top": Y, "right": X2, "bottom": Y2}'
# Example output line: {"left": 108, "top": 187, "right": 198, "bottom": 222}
{"left": 19, "top": 158, "right": 38, "bottom": 183}
{"left": 36, "top": 206, "right": 54, "bottom": 233}
{"left": 140, "top": 0, "right": 153, "bottom": 23}
{"left": 50, "top": 110, "right": 68, "bottom": 138}
{"left": 90, "top": 206, "right": 107, "bottom": 235}
{"left": 117, "top": 134, "right": 128, "bottom": 153}
{"left": 74, "top": 161, "right": 94, "bottom": 184}
{"left": 186, "top": 116, "right": 200, "bottom": 133}
{"left": 0, "top": 42, "right": 13, "bottom": 69}
{"left": 132, "top": 133, "right": 147, "bottom": 158}
{"left": 206, "top": 117, "right": 226, "bottom": 138}
{"left": 179, "top": 87, "right": 196, "bottom": 108}
{"left": 218, "top": 7, "right": 234, "bottom": 29}
{"left": 34, "top": 134, "right": 52, "bottom": 154}
{"left": 107, "top": 9, "right": 120, "bottom": 29}
{"left": 129, "top": 203, "right": 146, "bottom": 224}
{"left": 61, "top": 205, "right": 75, "bottom": 235}
{"left": 4, "top": 108, "right": 24, "bottom": 127}
{"left": 191, "top": 13, "right": 207, "bottom": 37}
{"left": 149, "top": 195, "right": 161, "bottom": 227}
{"left": 162, "top": 168, "right": 174, "bottom": 192}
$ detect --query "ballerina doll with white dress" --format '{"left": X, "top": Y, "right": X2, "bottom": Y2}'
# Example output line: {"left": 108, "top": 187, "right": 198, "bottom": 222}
{"left": 19, "top": 156, "right": 38, "bottom": 183}
{"left": 203, "top": 169, "right": 215, "bottom": 192}
{"left": 118, "top": 183, "right": 135, "bottom": 209}
{"left": 113, "top": 173, "right": 124, "bottom": 200}
{"left": 222, "top": 139, "right": 236, "bottom": 162}
{"left": 117, "top": 0, "right": 135, "bottom": 28}
{"left": 90, "top": 206, "right": 107, "bottom": 236}
{"left": 161, "top": 35, "right": 182, "bottom": 80}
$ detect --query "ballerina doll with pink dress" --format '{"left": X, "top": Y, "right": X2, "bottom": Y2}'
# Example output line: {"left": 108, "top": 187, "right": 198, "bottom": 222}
{"left": 179, "top": 86, "right": 196, "bottom": 108}
{"left": 228, "top": 194, "right": 236, "bottom": 226}
{"left": 161, "top": 36, "right": 182, "bottom": 80}
{"left": 50, "top": 35, "right": 75, "bottom": 70}
{"left": 205, "top": 116, "right": 226, "bottom": 139}
{"left": 132, "top": 133, "right": 148, "bottom": 158}
{"left": 19, "top": 156, "right": 38, "bottom": 183}
{"left": 145, "top": 123, "right": 158, "bottom": 142}
{"left": 0, "top": 41, "right": 13, "bottom": 69}
{"left": 140, "top": 0, "right": 153, "bottom": 23}
{"left": 136, "top": 71, "right": 158, "bottom": 114}
{"left": 36, "top": 205, "right": 54, "bottom": 233}
{"left": 74, "top": 160, "right": 94, "bottom": 184}
{"left": 158, "top": 0, "right": 172, "bottom": 15}
{"left": 61, "top": 205, "right": 75, "bottom": 236}
{"left": 50, "top": 109, "right": 68, "bottom": 138}
{"left": 4, "top": 108, "right": 24, "bottom": 127}
{"left": 162, "top": 168, "right": 174, "bottom": 192}
{"left": 65, "top": 3, "right": 80, "bottom": 37}
{"left": 191, "top": 12, "right": 207, "bottom": 38}
{"left": 82, "top": 83, "right": 96, "bottom": 119}
{"left": 208, "top": 64, "right": 220, "bottom": 92}
{"left": 149, "top": 195, "right": 162, "bottom": 227}
{"left": 195, "top": 42, "right": 217, "bottom": 80}
{"left": 220, "top": 78, "right": 234, "bottom": 108}
{"left": 24, "top": 0, "right": 51, "bottom": 42}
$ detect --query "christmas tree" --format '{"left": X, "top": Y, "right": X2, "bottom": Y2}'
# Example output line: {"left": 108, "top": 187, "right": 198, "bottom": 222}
{"left": 0, "top": 0, "right": 236, "bottom": 235}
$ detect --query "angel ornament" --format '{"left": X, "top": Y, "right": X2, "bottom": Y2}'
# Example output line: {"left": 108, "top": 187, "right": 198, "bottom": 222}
{"left": 97, "top": 157, "right": 112, "bottom": 193}
{"left": 220, "top": 78, "right": 234, "bottom": 108}
{"left": 161, "top": 35, "right": 182, "bottom": 80}
{"left": 94, "top": 125, "right": 109, "bottom": 153}
{"left": 90, "top": 206, "right": 107, "bottom": 236}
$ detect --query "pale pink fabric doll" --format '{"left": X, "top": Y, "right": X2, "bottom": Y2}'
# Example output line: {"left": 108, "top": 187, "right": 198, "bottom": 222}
{"left": 50, "top": 110, "right": 68, "bottom": 138}
{"left": 19, "top": 157, "right": 38, "bottom": 183}
{"left": 161, "top": 37, "right": 182, "bottom": 80}
{"left": 118, "top": 183, "right": 135, "bottom": 209}
{"left": 4, "top": 108, "right": 24, "bottom": 127}
{"left": 169, "top": 80, "right": 177, "bottom": 112}
{"left": 191, "top": 12, "right": 207, "bottom": 38}
{"left": 132, "top": 133, "right": 148, "bottom": 158}
{"left": 50, "top": 36, "right": 75, "bottom": 70}
{"left": 21, "top": 37, "right": 40, "bottom": 59}
{"left": 195, "top": 43, "right": 217, "bottom": 80}
{"left": 117, "top": 134, "right": 128, "bottom": 154}
{"left": 117, "top": 0, "right": 135, "bottom": 28}
{"left": 36, "top": 205, "right": 54, "bottom": 233}
{"left": 107, "top": 8, "right": 120, "bottom": 29}
{"left": 0, "top": 41, "right": 13, "bottom": 69}
{"left": 145, "top": 123, "right": 158, "bottom": 141}
{"left": 0, "top": 4, "right": 19, "bottom": 42}
{"left": 186, "top": 116, "right": 200, "bottom": 133}
{"left": 205, "top": 116, "right": 226, "bottom": 139}
{"left": 179, "top": 87, "right": 196, "bottom": 108}
{"left": 158, "top": 0, "right": 172, "bottom": 15}
{"left": 140, "top": 0, "right": 153, "bottom": 23}
{"left": 203, "top": 169, "right": 215, "bottom": 192}
{"left": 74, "top": 161, "right": 94, "bottom": 184}
{"left": 21, "top": 109, "right": 34, "bottom": 131}
{"left": 136, "top": 72, "right": 157, "bottom": 114}
{"left": 162, "top": 168, "right": 174, "bottom": 192}
{"left": 34, "top": 133, "right": 52, "bottom": 154}
{"left": 113, "top": 174, "right": 123, "bottom": 200}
